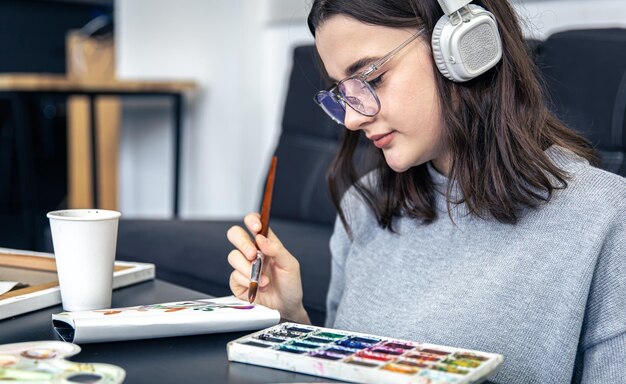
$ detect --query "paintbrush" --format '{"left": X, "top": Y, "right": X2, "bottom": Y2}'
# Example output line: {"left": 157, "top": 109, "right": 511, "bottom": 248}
{"left": 248, "top": 156, "right": 278, "bottom": 303}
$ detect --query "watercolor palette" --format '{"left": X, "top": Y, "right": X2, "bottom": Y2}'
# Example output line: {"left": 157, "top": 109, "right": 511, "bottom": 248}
{"left": 0, "top": 340, "right": 124, "bottom": 383}
{"left": 227, "top": 323, "right": 503, "bottom": 384}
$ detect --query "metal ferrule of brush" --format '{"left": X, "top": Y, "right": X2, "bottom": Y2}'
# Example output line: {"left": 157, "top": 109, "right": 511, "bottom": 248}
{"left": 250, "top": 250, "right": 264, "bottom": 283}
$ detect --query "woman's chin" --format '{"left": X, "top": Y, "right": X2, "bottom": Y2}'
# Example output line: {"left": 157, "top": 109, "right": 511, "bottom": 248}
{"left": 384, "top": 157, "right": 411, "bottom": 173}
{"left": 384, "top": 153, "right": 427, "bottom": 173}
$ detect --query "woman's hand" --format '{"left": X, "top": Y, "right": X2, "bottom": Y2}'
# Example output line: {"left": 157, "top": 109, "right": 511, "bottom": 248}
{"left": 227, "top": 213, "right": 310, "bottom": 324}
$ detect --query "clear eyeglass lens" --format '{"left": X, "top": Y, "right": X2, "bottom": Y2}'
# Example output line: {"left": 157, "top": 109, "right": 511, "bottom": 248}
{"left": 338, "top": 78, "right": 379, "bottom": 116}
{"left": 315, "top": 91, "right": 346, "bottom": 124}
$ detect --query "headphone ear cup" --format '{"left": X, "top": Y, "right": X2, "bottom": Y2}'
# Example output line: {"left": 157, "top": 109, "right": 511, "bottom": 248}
{"left": 431, "top": 15, "right": 455, "bottom": 81}
{"left": 431, "top": 4, "right": 503, "bottom": 82}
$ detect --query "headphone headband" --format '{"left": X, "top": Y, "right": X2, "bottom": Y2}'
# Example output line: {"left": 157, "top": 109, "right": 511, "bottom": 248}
{"left": 437, "top": 0, "right": 472, "bottom": 15}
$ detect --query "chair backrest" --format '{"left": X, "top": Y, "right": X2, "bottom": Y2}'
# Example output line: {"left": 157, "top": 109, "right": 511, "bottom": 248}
{"left": 270, "top": 45, "right": 341, "bottom": 225}
{"left": 268, "top": 33, "right": 626, "bottom": 227}
{"left": 535, "top": 28, "right": 626, "bottom": 176}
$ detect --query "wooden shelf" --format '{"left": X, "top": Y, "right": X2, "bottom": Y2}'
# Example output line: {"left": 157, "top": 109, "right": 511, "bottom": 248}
{"left": 0, "top": 74, "right": 197, "bottom": 93}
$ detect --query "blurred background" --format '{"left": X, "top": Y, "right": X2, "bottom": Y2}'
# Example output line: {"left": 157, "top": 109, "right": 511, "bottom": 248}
{"left": 0, "top": 0, "right": 625, "bottom": 252}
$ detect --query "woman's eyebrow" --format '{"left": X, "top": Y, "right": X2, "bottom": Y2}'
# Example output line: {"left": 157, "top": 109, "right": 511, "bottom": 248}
{"left": 345, "top": 56, "right": 381, "bottom": 77}
{"left": 328, "top": 56, "right": 383, "bottom": 83}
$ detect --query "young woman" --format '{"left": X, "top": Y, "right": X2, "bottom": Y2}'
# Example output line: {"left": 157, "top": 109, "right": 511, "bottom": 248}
{"left": 226, "top": 0, "right": 625, "bottom": 382}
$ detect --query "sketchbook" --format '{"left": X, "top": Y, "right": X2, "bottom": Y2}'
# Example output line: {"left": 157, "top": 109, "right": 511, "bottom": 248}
{"left": 52, "top": 296, "right": 281, "bottom": 343}
{"left": 0, "top": 247, "right": 155, "bottom": 320}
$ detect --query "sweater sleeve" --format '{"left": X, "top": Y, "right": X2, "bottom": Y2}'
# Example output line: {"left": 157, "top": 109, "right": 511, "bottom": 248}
{"left": 577, "top": 213, "right": 626, "bottom": 383}
{"left": 325, "top": 216, "right": 351, "bottom": 328}
{"left": 579, "top": 332, "right": 626, "bottom": 382}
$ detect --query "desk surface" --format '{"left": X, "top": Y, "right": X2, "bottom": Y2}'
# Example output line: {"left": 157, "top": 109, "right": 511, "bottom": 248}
{"left": 0, "top": 74, "right": 196, "bottom": 93}
{"left": 0, "top": 280, "right": 337, "bottom": 383}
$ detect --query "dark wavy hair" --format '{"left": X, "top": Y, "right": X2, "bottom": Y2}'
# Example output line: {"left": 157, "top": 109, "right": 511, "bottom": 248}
{"left": 308, "top": 0, "right": 599, "bottom": 230}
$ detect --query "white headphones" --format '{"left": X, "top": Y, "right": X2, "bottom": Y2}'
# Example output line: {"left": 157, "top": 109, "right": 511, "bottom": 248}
{"left": 431, "top": 0, "right": 503, "bottom": 82}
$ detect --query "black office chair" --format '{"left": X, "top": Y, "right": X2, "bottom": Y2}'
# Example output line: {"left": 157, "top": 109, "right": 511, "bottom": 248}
{"left": 115, "top": 46, "right": 341, "bottom": 326}
{"left": 535, "top": 28, "right": 626, "bottom": 176}
{"left": 0, "top": 97, "right": 68, "bottom": 251}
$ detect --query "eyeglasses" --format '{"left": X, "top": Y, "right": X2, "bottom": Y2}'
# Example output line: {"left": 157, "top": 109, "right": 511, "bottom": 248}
{"left": 313, "top": 30, "right": 423, "bottom": 125}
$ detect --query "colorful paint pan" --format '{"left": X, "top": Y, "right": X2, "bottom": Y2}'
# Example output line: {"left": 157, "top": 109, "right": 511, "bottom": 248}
{"left": 430, "top": 364, "right": 470, "bottom": 375}
{"left": 255, "top": 334, "right": 286, "bottom": 343}
{"left": 288, "top": 340, "right": 321, "bottom": 350}
{"left": 278, "top": 345, "right": 308, "bottom": 354}
{"left": 397, "top": 359, "right": 431, "bottom": 369}
{"left": 419, "top": 368, "right": 463, "bottom": 382}
{"left": 270, "top": 329, "right": 305, "bottom": 338}
{"left": 285, "top": 325, "right": 314, "bottom": 333}
{"left": 420, "top": 348, "right": 452, "bottom": 356}
{"left": 454, "top": 352, "right": 489, "bottom": 362}
{"left": 240, "top": 340, "right": 273, "bottom": 349}
{"left": 382, "top": 362, "right": 420, "bottom": 374}
{"left": 336, "top": 336, "right": 378, "bottom": 349}
{"left": 355, "top": 350, "right": 395, "bottom": 362}
{"left": 370, "top": 346, "right": 406, "bottom": 355}
{"left": 443, "top": 358, "right": 482, "bottom": 368}
{"left": 344, "top": 357, "right": 382, "bottom": 368}
{"left": 384, "top": 341, "right": 416, "bottom": 350}
{"left": 227, "top": 322, "right": 504, "bottom": 384}
{"left": 314, "top": 331, "right": 347, "bottom": 339}
{"left": 304, "top": 336, "right": 334, "bottom": 344}
{"left": 308, "top": 350, "right": 344, "bottom": 361}
{"left": 324, "top": 346, "right": 358, "bottom": 356}
{"left": 406, "top": 352, "right": 443, "bottom": 361}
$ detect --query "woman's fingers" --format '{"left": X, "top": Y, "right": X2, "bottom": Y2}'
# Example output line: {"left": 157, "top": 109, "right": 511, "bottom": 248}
{"left": 244, "top": 212, "right": 262, "bottom": 234}
{"left": 243, "top": 214, "right": 284, "bottom": 247}
{"left": 227, "top": 249, "right": 252, "bottom": 276}
{"left": 255, "top": 234, "right": 278, "bottom": 256}
{"left": 259, "top": 281, "right": 271, "bottom": 292}
{"left": 230, "top": 215, "right": 293, "bottom": 269}
{"left": 229, "top": 270, "right": 249, "bottom": 301}
{"left": 266, "top": 227, "right": 285, "bottom": 247}
{"left": 226, "top": 225, "right": 257, "bottom": 260}
{"left": 255, "top": 234, "right": 297, "bottom": 270}
{"left": 227, "top": 249, "right": 270, "bottom": 287}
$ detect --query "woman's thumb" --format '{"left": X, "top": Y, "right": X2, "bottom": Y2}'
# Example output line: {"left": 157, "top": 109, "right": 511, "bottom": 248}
{"left": 256, "top": 234, "right": 294, "bottom": 268}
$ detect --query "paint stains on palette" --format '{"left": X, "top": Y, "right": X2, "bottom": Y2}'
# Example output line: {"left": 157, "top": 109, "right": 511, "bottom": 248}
{"left": 227, "top": 323, "right": 503, "bottom": 384}
{"left": 0, "top": 341, "right": 125, "bottom": 383}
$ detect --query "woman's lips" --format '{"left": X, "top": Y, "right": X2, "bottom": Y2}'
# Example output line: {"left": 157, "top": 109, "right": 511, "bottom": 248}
{"left": 370, "top": 131, "right": 395, "bottom": 149}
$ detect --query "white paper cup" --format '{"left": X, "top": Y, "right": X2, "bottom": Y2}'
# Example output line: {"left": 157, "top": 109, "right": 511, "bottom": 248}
{"left": 47, "top": 209, "right": 121, "bottom": 311}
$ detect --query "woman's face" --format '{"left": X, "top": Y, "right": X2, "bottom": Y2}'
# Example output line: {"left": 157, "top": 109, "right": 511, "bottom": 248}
{"left": 316, "top": 15, "right": 450, "bottom": 174}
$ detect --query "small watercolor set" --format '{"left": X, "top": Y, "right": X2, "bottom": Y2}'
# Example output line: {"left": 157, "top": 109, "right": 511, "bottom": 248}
{"left": 227, "top": 322, "right": 504, "bottom": 384}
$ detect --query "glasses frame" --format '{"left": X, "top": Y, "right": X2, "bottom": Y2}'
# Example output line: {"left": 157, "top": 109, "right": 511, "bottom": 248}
{"left": 314, "top": 29, "right": 425, "bottom": 125}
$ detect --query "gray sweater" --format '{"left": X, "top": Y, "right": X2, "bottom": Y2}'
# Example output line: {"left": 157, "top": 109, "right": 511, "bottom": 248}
{"left": 327, "top": 146, "right": 626, "bottom": 383}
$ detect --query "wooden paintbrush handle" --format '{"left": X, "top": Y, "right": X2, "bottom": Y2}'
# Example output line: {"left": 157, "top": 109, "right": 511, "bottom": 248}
{"left": 259, "top": 156, "right": 277, "bottom": 238}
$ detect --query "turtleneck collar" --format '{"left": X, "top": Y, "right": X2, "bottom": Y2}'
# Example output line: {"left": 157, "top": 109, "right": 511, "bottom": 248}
{"left": 426, "top": 160, "right": 466, "bottom": 216}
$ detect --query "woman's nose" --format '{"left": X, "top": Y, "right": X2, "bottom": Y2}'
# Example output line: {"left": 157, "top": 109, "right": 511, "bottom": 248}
{"left": 343, "top": 105, "right": 373, "bottom": 131}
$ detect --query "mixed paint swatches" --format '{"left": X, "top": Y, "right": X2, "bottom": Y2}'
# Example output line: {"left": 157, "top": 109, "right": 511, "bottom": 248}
{"left": 0, "top": 341, "right": 124, "bottom": 383}
{"left": 228, "top": 322, "right": 503, "bottom": 384}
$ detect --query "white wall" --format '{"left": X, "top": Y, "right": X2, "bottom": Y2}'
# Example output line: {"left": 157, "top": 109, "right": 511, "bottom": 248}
{"left": 115, "top": 0, "right": 626, "bottom": 219}
{"left": 515, "top": 0, "right": 626, "bottom": 39}
{"left": 116, "top": 0, "right": 313, "bottom": 219}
